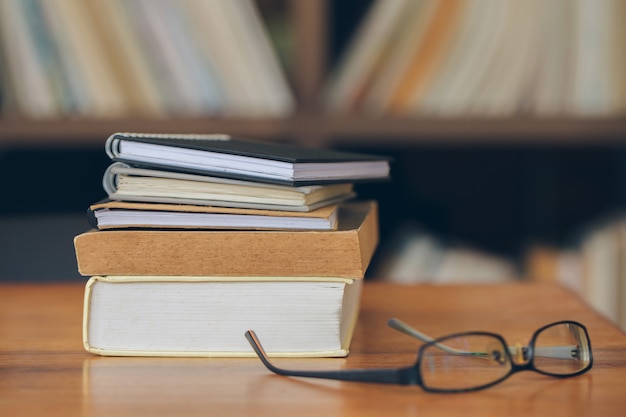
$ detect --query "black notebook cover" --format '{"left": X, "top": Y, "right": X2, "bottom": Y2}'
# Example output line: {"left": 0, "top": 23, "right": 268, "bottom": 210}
{"left": 105, "top": 133, "right": 391, "bottom": 185}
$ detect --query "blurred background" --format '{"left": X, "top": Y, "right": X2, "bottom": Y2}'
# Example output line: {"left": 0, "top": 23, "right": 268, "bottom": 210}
{"left": 1, "top": 0, "right": 625, "bottom": 328}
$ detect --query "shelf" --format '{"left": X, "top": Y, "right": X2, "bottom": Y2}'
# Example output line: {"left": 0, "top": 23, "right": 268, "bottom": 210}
{"left": 307, "top": 115, "right": 626, "bottom": 147}
{"left": 0, "top": 117, "right": 292, "bottom": 149}
{"left": 2, "top": 114, "right": 625, "bottom": 150}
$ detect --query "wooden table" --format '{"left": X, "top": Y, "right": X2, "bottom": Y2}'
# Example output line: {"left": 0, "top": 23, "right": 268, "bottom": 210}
{"left": 1, "top": 282, "right": 625, "bottom": 416}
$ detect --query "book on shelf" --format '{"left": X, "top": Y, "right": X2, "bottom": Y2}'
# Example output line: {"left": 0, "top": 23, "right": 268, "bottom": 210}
{"left": 387, "top": 0, "right": 464, "bottom": 114}
{"left": 0, "top": 0, "right": 293, "bottom": 119}
{"left": 362, "top": 0, "right": 439, "bottom": 114}
{"left": 182, "top": 0, "right": 268, "bottom": 116}
{"left": 83, "top": 0, "right": 166, "bottom": 116}
{"left": 105, "top": 132, "right": 391, "bottom": 186}
{"left": 83, "top": 275, "right": 362, "bottom": 357}
{"left": 121, "top": 0, "right": 224, "bottom": 116}
{"left": 374, "top": 222, "right": 518, "bottom": 284}
{"left": 102, "top": 162, "right": 356, "bottom": 212}
{"left": 326, "top": 0, "right": 626, "bottom": 117}
{"left": 43, "top": 0, "right": 129, "bottom": 118}
{"left": 324, "top": 0, "right": 412, "bottom": 112}
{"left": 86, "top": 199, "right": 339, "bottom": 231}
{"left": 74, "top": 200, "right": 378, "bottom": 278}
{"left": 524, "top": 214, "right": 626, "bottom": 332}
{"left": 0, "top": 0, "right": 60, "bottom": 117}
{"left": 214, "top": 0, "right": 295, "bottom": 117}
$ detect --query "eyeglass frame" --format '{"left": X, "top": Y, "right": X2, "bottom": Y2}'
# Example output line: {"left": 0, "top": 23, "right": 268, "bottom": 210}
{"left": 245, "top": 319, "right": 593, "bottom": 393}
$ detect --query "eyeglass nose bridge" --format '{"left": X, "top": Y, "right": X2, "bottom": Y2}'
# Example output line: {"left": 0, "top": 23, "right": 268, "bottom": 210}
{"left": 508, "top": 342, "right": 531, "bottom": 366}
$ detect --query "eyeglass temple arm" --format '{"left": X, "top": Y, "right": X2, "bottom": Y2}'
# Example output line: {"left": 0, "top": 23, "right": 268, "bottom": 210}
{"left": 517, "top": 346, "right": 578, "bottom": 359}
{"left": 388, "top": 318, "right": 578, "bottom": 360}
{"left": 245, "top": 331, "right": 418, "bottom": 385}
{"left": 388, "top": 318, "right": 466, "bottom": 355}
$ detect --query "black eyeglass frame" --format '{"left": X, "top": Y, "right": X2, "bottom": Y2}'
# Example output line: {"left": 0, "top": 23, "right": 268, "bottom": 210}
{"left": 245, "top": 319, "right": 593, "bottom": 393}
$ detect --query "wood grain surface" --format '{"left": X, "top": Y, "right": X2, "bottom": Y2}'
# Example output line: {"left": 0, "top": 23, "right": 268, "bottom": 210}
{"left": 1, "top": 282, "right": 625, "bottom": 417}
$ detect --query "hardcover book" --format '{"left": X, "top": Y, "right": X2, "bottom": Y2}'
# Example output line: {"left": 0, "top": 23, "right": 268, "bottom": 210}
{"left": 83, "top": 275, "right": 362, "bottom": 357}
{"left": 74, "top": 201, "right": 378, "bottom": 278}
{"left": 105, "top": 132, "right": 391, "bottom": 185}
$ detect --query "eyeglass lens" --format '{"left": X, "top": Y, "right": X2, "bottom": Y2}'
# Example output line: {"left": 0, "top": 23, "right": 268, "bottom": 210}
{"left": 533, "top": 322, "right": 591, "bottom": 375}
{"left": 419, "top": 334, "right": 511, "bottom": 391}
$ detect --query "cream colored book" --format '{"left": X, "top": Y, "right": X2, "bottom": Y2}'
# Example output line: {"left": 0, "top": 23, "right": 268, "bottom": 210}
{"left": 36, "top": 0, "right": 91, "bottom": 115}
{"left": 83, "top": 275, "right": 362, "bottom": 357}
{"left": 581, "top": 220, "right": 621, "bottom": 323}
{"left": 403, "top": 0, "right": 477, "bottom": 115}
{"left": 617, "top": 219, "right": 626, "bottom": 331}
{"left": 325, "top": 0, "right": 412, "bottom": 112}
{"left": 103, "top": 162, "right": 356, "bottom": 212}
{"left": 528, "top": 0, "right": 574, "bottom": 116}
{"left": 569, "top": 0, "right": 615, "bottom": 116}
{"left": 362, "top": 0, "right": 437, "bottom": 114}
{"left": 421, "top": 0, "right": 509, "bottom": 116}
{"left": 182, "top": 0, "right": 252, "bottom": 115}
{"left": 611, "top": 0, "right": 626, "bottom": 115}
{"left": 466, "top": 0, "right": 542, "bottom": 117}
{"left": 53, "top": 0, "right": 130, "bottom": 117}
{"left": 0, "top": 0, "right": 60, "bottom": 117}
{"left": 83, "top": 0, "right": 167, "bottom": 116}
{"left": 224, "top": 0, "right": 295, "bottom": 117}
{"left": 181, "top": 0, "right": 294, "bottom": 117}
{"left": 127, "top": 0, "right": 202, "bottom": 114}
{"left": 386, "top": 0, "right": 465, "bottom": 114}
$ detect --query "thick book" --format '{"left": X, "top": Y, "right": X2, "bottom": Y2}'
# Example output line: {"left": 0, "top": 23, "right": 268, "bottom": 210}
{"left": 74, "top": 201, "right": 378, "bottom": 278}
{"left": 83, "top": 275, "right": 362, "bottom": 357}
{"left": 105, "top": 132, "right": 391, "bottom": 185}
{"left": 102, "top": 162, "right": 356, "bottom": 212}
{"left": 87, "top": 199, "right": 339, "bottom": 231}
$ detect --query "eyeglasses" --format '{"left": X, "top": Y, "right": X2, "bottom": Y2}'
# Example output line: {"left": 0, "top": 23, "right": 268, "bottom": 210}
{"left": 245, "top": 319, "right": 593, "bottom": 393}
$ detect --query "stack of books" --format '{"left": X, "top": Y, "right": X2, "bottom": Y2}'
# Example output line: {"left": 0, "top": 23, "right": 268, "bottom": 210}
{"left": 74, "top": 132, "right": 390, "bottom": 358}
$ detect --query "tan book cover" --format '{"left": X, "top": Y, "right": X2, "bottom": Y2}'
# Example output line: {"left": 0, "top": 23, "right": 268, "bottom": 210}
{"left": 74, "top": 201, "right": 378, "bottom": 278}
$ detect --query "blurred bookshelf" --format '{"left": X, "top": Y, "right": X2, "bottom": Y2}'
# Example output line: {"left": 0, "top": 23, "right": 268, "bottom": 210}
{"left": 1, "top": 0, "right": 625, "bottom": 148}
{"left": 1, "top": 0, "right": 626, "bottom": 315}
